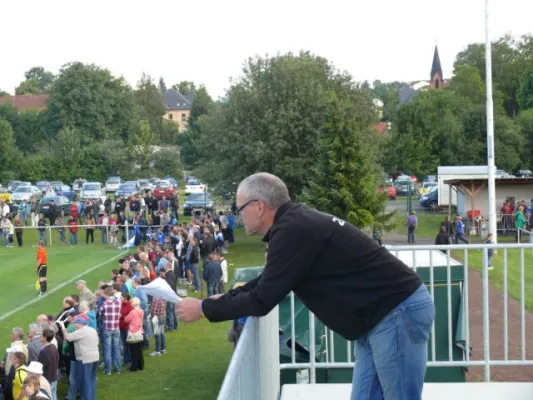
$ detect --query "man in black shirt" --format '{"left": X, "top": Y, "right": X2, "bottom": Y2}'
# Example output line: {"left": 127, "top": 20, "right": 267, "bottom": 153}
{"left": 177, "top": 173, "right": 434, "bottom": 399}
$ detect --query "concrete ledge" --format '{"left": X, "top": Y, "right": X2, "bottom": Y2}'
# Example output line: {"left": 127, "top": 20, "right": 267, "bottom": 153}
{"left": 280, "top": 382, "right": 533, "bottom": 399}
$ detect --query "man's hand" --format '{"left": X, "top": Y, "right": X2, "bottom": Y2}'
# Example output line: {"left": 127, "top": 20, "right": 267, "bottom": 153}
{"left": 209, "top": 294, "right": 224, "bottom": 300}
{"left": 176, "top": 298, "right": 203, "bottom": 322}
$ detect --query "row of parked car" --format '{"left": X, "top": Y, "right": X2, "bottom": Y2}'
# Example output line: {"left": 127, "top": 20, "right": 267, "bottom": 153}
{"left": 0, "top": 175, "right": 214, "bottom": 217}
{"left": 378, "top": 174, "right": 438, "bottom": 200}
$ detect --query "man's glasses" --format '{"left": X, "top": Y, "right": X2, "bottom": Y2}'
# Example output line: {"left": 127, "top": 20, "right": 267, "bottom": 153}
{"left": 236, "top": 199, "right": 259, "bottom": 215}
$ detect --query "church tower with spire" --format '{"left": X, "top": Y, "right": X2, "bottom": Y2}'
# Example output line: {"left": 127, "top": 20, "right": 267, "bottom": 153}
{"left": 430, "top": 45, "right": 444, "bottom": 89}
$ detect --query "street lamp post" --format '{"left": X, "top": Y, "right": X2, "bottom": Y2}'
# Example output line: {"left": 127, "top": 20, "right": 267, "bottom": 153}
{"left": 485, "top": 0, "right": 498, "bottom": 242}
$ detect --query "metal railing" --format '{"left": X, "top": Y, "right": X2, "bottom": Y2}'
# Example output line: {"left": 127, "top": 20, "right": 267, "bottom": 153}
{"left": 218, "top": 242, "right": 533, "bottom": 399}
{"left": 217, "top": 308, "right": 280, "bottom": 400}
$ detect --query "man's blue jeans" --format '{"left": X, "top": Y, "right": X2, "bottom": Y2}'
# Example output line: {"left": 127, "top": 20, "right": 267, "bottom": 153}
{"left": 67, "top": 360, "right": 79, "bottom": 400}
{"left": 103, "top": 329, "right": 122, "bottom": 373}
{"left": 120, "top": 329, "right": 131, "bottom": 364}
{"left": 351, "top": 284, "right": 434, "bottom": 400}
{"left": 155, "top": 332, "right": 166, "bottom": 352}
{"left": 166, "top": 302, "right": 177, "bottom": 330}
{"left": 70, "top": 231, "right": 78, "bottom": 245}
{"left": 191, "top": 263, "right": 200, "bottom": 291}
{"left": 76, "top": 361, "right": 97, "bottom": 400}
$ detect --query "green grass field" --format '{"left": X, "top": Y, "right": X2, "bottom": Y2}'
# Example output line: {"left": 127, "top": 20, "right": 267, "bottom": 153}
{"left": 0, "top": 227, "right": 266, "bottom": 400}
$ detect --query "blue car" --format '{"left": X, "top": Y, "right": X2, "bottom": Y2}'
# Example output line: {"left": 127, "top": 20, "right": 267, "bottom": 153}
{"left": 183, "top": 193, "right": 215, "bottom": 216}
{"left": 420, "top": 186, "right": 438, "bottom": 211}
{"left": 115, "top": 183, "right": 139, "bottom": 200}
{"left": 53, "top": 185, "right": 77, "bottom": 202}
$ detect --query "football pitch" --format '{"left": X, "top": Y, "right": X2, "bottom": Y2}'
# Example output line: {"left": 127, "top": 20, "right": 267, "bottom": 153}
{"left": 0, "top": 228, "right": 266, "bottom": 400}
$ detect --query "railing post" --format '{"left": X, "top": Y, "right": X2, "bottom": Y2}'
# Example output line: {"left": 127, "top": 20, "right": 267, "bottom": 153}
{"left": 482, "top": 248, "right": 491, "bottom": 382}
{"left": 258, "top": 306, "right": 280, "bottom": 400}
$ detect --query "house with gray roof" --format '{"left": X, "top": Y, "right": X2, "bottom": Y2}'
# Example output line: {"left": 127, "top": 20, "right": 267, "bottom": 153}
{"left": 162, "top": 89, "right": 195, "bottom": 132}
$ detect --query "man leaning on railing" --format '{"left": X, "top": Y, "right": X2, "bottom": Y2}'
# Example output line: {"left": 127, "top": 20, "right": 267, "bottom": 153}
{"left": 178, "top": 172, "right": 435, "bottom": 400}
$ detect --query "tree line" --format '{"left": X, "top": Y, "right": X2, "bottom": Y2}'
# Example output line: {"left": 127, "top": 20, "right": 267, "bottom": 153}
{"left": 377, "top": 34, "right": 533, "bottom": 177}
{"left": 4, "top": 34, "right": 532, "bottom": 230}
{"left": 0, "top": 64, "right": 212, "bottom": 184}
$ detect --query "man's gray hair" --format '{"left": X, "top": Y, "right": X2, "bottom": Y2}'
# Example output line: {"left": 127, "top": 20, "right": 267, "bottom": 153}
{"left": 28, "top": 323, "right": 42, "bottom": 336}
{"left": 238, "top": 173, "right": 290, "bottom": 209}
{"left": 12, "top": 327, "right": 24, "bottom": 340}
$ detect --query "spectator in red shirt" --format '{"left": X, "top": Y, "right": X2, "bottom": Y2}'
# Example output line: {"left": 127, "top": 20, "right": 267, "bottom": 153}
{"left": 119, "top": 293, "right": 133, "bottom": 366}
{"left": 68, "top": 216, "right": 78, "bottom": 245}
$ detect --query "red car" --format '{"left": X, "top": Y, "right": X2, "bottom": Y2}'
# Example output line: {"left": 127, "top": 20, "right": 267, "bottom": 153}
{"left": 378, "top": 184, "right": 397, "bottom": 200}
{"left": 153, "top": 180, "right": 177, "bottom": 199}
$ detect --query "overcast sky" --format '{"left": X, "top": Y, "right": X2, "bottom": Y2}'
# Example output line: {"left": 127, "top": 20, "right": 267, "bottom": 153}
{"left": 2, "top": 0, "right": 532, "bottom": 99}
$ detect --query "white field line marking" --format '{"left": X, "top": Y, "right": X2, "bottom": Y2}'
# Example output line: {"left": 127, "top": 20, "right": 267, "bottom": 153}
{"left": 0, "top": 251, "right": 128, "bottom": 322}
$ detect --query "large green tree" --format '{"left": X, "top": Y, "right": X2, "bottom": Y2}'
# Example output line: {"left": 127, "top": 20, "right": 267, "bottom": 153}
{"left": 46, "top": 62, "right": 135, "bottom": 143}
{"left": 517, "top": 59, "right": 533, "bottom": 111}
{"left": 189, "top": 52, "right": 345, "bottom": 198}
{"left": 134, "top": 73, "right": 166, "bottom": 136}
{"left": 454, "top": 34, "right": 533, "bottom": 117}
{"left": 172, "top": 81, "right": 196, "bottom": 94}
{"left": 391, "top": 90, "right": 471, "bottom": 176}
{"left": 129, "top": 120, "right": 159, "bottom": 173}
{"left": 302, "top": 88, "right": 394, "bottom": 229}
{"left": 0, "top": 117, "right": 20, "bottom": 181}
{"left": 15, "top": 67, "right": 55, "bottom": 94}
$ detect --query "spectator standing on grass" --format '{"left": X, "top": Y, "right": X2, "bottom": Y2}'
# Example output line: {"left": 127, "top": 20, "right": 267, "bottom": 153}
{"left": 3, "top": 328, "right": 29, "bottom": 374}
{"left": 11, "top": 351, "right": 28, "bottom": 400}
{"left": 406, "top": 211, "right": 417, "bottom": 243}
{"left": 454, "top": 215, "right": 469, "bottom": 244}
{"left": 124, "top": 297, "right": 144, "bottom": 372}
{"left": 119, "top": 293, "right": 133, "bottom": 366}
{"left": 19, "top": 200, "right": 29, "bottom": 225}
{"left": 162, "top": 263, "right": 178, "bottom": 331}
{"left": 31, "top": 200, "right": 39, "bottom": 227}
{"left": 435, "top": 226, "right": 450, "bottom": 254}
{"left": 515, "top": 206, "right": 526, "bottom": 242}
{"left": 68, "top": 216, "right": 77, "bottom": 245}
{"left": 47, "top": 200, "right": 57, "bottom": 227}
{"left": 99, "top": 286, "right": 122, "bottom": 376}
{"left": 149, "top": 297, "right": 167, "bottom": 357}
{"left": 84, "top": 215, "right": 95, "bottom": 245}
{"left": 27, "top": 324, "right": 44, "bottom": 364}
{"left": 76, "top": 280, "right": 97, "bottom": 310}
{"left": 38, "top": 215, "right": 47, "bottom": 245}
{"left": 59, "top": 317, "right": 99, "bottom": 400}
{"left": 441, "top": 216, "right": 453, "bottom": 242}
{"left": 3, "top": 216, "right": 14, "bottom": 248}
{"left": 218, "top": 251, "right": 228, "bottom": 294}
{"left": 14, "top": 214, "right": 24, "bottom": 247}
{"left": 54, "top": 216, "right": 66, "bottom": 245}
{"left": 132, "top": 278, "right": 152, "bottom": 349}
{"left": 99, "top": 212, "right": 109, "bottom": 245}
{"left": 203, "top": 253, "right": 222, "bottom": 297}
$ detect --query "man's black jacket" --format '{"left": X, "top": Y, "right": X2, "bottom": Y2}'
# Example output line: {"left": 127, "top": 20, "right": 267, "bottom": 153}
{"left": 202, "top": 202, "right": 423, "bottom": 341}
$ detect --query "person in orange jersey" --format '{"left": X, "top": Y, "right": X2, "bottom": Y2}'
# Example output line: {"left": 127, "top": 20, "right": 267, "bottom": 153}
{"left": 36, "top": 240, "right": 48, "bottom": 296}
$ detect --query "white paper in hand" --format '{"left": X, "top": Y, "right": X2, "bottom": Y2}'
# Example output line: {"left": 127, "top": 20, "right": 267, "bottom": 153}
{"left": 138, "top": 278, "right": 182, "bottom": 303}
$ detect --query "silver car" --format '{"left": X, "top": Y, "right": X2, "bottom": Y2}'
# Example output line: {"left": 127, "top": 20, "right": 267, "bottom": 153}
{"left": 80, "top": 182, "right": 105, "bottom": 202}
{"left": 11, "top": 185, "right": 42, "bottom": 203}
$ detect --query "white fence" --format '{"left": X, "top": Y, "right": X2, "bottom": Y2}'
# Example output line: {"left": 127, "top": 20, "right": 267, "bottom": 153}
{"left": 217, "top": 243, "right": 533, "bottom": 399}
{"left": 0, "top": 222, "right": 166, "bottom": 247}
